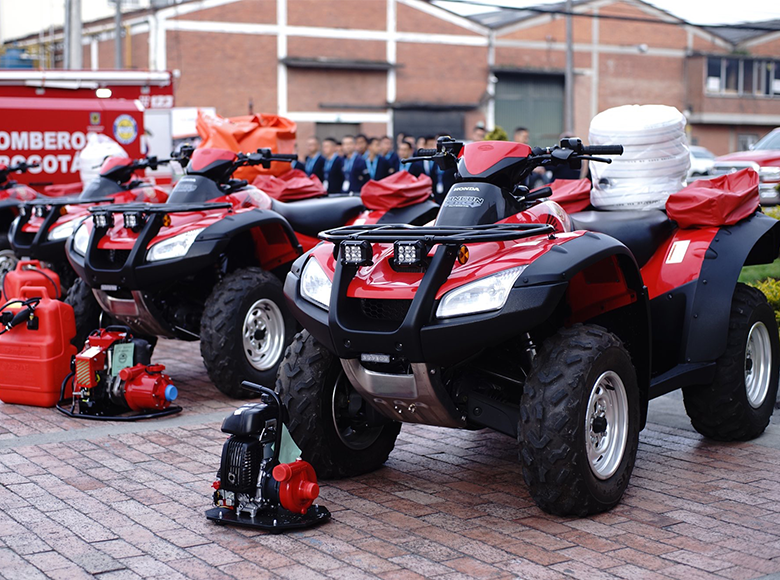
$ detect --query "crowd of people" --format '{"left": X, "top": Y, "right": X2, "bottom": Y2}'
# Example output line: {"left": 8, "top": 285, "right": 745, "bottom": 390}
{"left": 293, "top": 123, "right": 581, "bottom": 202}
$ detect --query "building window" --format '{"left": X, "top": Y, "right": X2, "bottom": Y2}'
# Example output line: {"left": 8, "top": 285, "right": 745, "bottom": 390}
{"left": 706, "top": 56, "right": 780, "bottom": 97}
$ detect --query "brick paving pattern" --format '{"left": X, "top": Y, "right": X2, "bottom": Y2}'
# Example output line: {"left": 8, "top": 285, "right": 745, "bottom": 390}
{"left": 2, "top": 339, "right": 780, "bottom": 579}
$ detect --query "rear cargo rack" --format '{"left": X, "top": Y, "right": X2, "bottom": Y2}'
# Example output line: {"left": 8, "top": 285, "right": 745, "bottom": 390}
{"left": 320, "top": 222, "right": 555, "bottom": 246}
{"left": 88, "top": 201, "right": 232, "bottom": 214}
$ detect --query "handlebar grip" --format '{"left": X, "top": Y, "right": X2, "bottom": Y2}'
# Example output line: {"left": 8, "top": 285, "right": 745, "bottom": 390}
{"left": 582, "top": 145, "right": 623, "bottom": 155}
{"left": 271, "top": 154, "right": 299, "bottom": 161}
{"left": 416, "top": 148, "right": 438, "bottom": 157}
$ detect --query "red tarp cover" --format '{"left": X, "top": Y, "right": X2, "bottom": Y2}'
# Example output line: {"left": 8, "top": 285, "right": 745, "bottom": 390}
{"left": 542, "top": 179, "right": 592, "bottom": 213}
{"left": 252, "top": 169, "right": 326, "bottom": 201}
{"left": 666, "top": 168, "right": 759, "bottom": 228}
{"left": 361, "top": 171, "right": 432, "bottom": 211}
{"left": 196, "top": 111, "right": 297, "bottom": 180}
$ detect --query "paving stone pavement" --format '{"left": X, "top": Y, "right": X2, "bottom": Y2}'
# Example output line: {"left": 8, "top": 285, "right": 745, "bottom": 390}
{"left": 2, "top": 339, "right": 780, "bottom": 580}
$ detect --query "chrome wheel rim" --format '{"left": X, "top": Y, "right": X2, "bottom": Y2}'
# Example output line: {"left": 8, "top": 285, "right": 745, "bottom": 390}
{"left": 331, "top": 370, "right": 383, "bottom": 450}
{"left": 242, "top": 298, "right": 285, "bottom": 371}
{"left": 585, "top": 370, "right": 629, "bottom": 480}
{"left": 745, "top": 321, "right": 772, "bottom": 409}
{"left": 0, "top": 249, "right": 18, "bottom": 283}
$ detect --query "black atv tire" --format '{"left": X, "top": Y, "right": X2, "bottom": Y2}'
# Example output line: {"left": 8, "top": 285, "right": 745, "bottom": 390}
{"left": 683, "top": 283, "right": 779, "bottom": 440}
{"left": 65, "top": 278, "right": 104, "bottom": 349}
{"left": 200, "top": 267, "right": 296, "bottom": 398}
{"left": 276, "top": 330, "right": 401, "bottom": 479}
{"left": 0, "top": 233, "right": 18, "bottom": 293}
{"left": 519, "top": 324, "right": 640, "bottom": 516}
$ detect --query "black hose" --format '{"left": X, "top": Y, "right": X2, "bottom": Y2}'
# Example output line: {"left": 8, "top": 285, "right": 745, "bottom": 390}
{"left": 55, "top": 371, "right": 183, "bottom": 421}
{"left": 1, "top": 266, "right": 61, "bottom": 301}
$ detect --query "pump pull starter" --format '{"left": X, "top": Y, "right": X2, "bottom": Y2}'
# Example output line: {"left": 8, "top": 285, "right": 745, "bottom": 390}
{"left": 206, "top": 381, "right": 330, "bottom": 533}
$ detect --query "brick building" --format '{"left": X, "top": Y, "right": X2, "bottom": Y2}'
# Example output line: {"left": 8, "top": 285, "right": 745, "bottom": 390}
{"left": 5, "top": 0, "right": 780, "bottom": 155}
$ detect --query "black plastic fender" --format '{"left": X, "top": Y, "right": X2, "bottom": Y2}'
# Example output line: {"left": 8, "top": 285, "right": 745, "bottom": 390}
{"left": 683, "top": 212, "right": 780, "bottom": 363}
{"left": 197, "top": 208, "right": 302, "bottom": 255}
{"left": 519, "top": 231, "right": 651, "bottom": 420}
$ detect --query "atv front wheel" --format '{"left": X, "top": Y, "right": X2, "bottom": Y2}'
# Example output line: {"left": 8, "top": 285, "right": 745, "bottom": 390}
{"left": 519, "top": 324, "right": 640, "bottom": 516}
{"left": 683, "top": 283, "right": 779, "bottom": 440}
{"left": 0, "top": 234, "right": 18, "bottom": 293}
{"left": 65, "top": 278, "right": 104, "bottom": 348}
{"left": 276, "top": 331, "right": 401, "bottom": 478}
{"left": 200, "top": 267, "right": 296, "bottom": 398}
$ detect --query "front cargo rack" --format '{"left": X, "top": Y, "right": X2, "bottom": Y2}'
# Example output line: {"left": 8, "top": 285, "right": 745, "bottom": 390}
{"left": 88, "top": 201, "right": 233, "bottom": 214}
{"left": 319, "top": 222, "right": 555, "bottom": 246}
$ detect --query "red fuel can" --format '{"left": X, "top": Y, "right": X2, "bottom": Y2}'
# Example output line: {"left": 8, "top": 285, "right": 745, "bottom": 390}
{"left": 0, "top": 286, "right": 77, "bottom": 406}
{"left": 2, "top": 261, "right": 61, "bottom": 301}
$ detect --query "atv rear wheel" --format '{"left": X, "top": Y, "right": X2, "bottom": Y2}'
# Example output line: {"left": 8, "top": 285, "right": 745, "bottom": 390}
{"left": 200, "top": 267, "right": 296, "bottom": 398}
{"left": 683, "top": 283, "right": 779, "bottom": 441}
{"left": 65, "top": 278, "right": 104, "bottom": 349}
{"left": 276, "top": 331, "right": 401, "bottom": 478}
{"left": 519, "top": 324, "right": 640, "bottom": 516}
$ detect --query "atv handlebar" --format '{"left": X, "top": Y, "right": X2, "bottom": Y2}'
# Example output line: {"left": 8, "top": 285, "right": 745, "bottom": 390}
{"left": 4, "top": 161, "right": 39, "bottom": 174}
{"left": 234, "top": 148, "right": 298, "bottom": 170}
{"left": 581, "top": 145, "right": 624, "bottom": 155}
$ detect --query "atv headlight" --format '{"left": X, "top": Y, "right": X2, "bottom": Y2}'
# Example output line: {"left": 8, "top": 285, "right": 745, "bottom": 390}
{"left": 72, "top": 222, "right": 90, "bottom": 256}
{"left": 436, "top": 265, "right": 526, "bottom": 319}
{"left": 300, "top": 258, "right": 331, "bottom": 311}
{"left": 49, "top": 218, "right": 80, "bottom": 241}
{"left": 146, "top": 228, "right": 205, "bottom": 262}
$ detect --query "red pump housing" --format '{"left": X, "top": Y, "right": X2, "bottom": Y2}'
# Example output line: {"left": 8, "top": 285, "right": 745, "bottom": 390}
{"left": 118, "top": 363, "right": 177, "bottom": 411}
{"left": 272, "top": 460, "right": 320, "bottom": 515}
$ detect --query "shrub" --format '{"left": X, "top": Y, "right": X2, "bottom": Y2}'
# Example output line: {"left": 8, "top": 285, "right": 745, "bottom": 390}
{"left": 485, "top": 126, "right": 508, "bottom": 141}
{"left": 751, "top": 278, "right": 780, "bottom": 327}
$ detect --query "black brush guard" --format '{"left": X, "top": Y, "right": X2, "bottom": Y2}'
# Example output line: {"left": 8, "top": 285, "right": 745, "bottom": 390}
{"left": 318, "top": 222, "right": 555, "bottom": 362}
{"left": 11, "top": 196, "right": 114, "bottom": 260}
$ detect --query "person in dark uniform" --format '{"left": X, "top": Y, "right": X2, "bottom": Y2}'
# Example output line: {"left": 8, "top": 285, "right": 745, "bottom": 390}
{"left": 341, "top": 135, "right": 367, "bottom": 194}
{"left": 397, "top": 139, "right": 414, "bottom": 168}
{"left": 355, "top": 134, "right": 369, "bottom": 157}
{"left": 380, "top": 135, "right": 399, "bottom": 174}
{"left": 321, "top": 137, "right": 344, "bottom": 194}
{"left": 363, "top": 137, "right": 391, "bottom": 187}
{"left": 302, "top": 136, "right": 325, "bottom": 181}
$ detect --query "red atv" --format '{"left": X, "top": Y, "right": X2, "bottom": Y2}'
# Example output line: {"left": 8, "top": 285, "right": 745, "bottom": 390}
{"left": 66, "top": 147, "right": 438, "bottom": 397}
{"left": 279, "top": 136, "right": 780, "bottom": 516}
{"left": 1, "top": 161, "right": 45, "bottom": 278}
{"left": 8, "top": 155, "right": 177, "bottom": 293}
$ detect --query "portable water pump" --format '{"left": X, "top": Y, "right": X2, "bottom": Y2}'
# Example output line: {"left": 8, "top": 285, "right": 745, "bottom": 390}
{"left": 206, "top": 382, "right": 330, "bottom": 533}
{"left": 57, "top": 326, "right": 182, "bottom": 420}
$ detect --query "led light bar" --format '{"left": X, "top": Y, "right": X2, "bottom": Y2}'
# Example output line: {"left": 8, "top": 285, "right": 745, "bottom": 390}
{"left": 92, "top": 212, "right": 113, "bottom": 229}
{"left": 340, "top": 240, "right": 372, "bottom": 266}
{"left": 123, "top": 212, "right": 145, "bottom": 231}
{"left": 394, "top": 240, "right": 426, "bottom": 266}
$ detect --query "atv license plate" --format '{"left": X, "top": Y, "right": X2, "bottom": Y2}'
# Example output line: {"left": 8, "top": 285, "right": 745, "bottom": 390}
{"left": 100, "top": 284, "right": 119, "bottom": 291}
{"left": 361, "top": 353, "right": 391, "bottom": 364}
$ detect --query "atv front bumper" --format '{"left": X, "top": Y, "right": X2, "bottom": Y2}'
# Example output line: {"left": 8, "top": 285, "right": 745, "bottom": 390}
{"left": 67, "top": 233, "right": 227, "bottom": 291}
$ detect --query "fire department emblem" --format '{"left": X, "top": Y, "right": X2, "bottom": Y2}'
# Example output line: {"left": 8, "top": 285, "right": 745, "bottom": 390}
{"left": 113, "top": 114, "right": 138, "bottom": 145}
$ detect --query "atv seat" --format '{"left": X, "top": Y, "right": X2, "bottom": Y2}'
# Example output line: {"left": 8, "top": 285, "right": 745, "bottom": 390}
{"left": 271, "top": 197, "right": 365, "bottom": 238}
{"left": 569, "top": 210, "right": 674, "bottom": 267}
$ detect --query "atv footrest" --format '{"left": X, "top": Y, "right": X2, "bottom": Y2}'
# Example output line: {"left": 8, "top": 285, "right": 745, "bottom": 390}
{"left": 205, "top": 505, "right": 331, "bottom": 534}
